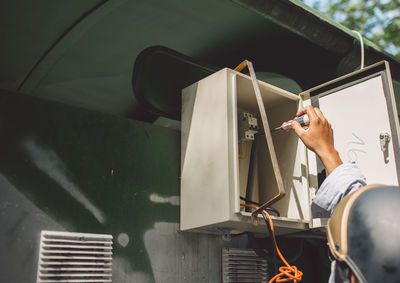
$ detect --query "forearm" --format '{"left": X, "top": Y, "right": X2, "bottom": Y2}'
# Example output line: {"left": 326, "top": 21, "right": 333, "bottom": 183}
{"left": 316, "top": 147, "right": 343, "bottom": 175}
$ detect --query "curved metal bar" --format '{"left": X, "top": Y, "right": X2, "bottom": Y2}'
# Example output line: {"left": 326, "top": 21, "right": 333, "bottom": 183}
{"left": 234, "top": 60, "right": 286, "bottom": 225}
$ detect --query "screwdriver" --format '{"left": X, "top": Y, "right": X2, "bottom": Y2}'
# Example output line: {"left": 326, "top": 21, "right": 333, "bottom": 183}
{"left": 272, "top": 114, "right": 310, "bottom": 132}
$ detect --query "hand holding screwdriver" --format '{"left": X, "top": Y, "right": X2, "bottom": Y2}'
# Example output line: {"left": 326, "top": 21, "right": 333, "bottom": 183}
{"left": 273, "top": 114, "right": 310, "bottom": 132}
{"left": 291, "top": 106, "right": 343, "bottom": 174}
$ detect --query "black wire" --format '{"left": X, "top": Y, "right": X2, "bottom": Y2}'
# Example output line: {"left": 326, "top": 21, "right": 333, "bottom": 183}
{"left": 240, "top": 196, "right": 260, "bottom": 206}
{"left": 17, "top": 0, "right": 110, "bottom": 92}
{"left": 264, "top": 207, "right": 280, "bottom": 217}
{"left": 262, "top": 212, "right": 278, "bottom": 274}
{"left": 240, "top": 196, "right": 281, "bottom": 217}
{"left": 241, "top": 133, "right": 280, "bottom": 217}
{"left": 248, "top": 233, "right": 275, "bottom": 261}
{"left": 248, "top": 212, "right": 304, "bottom": 273}
{"left": 245, "top": 134, "right": 258, "bottom": 212}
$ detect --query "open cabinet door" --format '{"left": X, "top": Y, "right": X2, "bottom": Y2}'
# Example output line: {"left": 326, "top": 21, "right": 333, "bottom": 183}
{"left": 302, "top": 61, "right": 400, "bottom": 229}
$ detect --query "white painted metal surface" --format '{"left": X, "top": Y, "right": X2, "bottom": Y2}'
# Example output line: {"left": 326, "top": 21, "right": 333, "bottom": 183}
{"left": 181, "top": 68, "right": 309, "bottom": 233}
{"left": 181, "top": 70, "right": 232, "bottom": 230}
{"left": 318, "top": 75, "right": 398, "bottom": 185}
{"left": 37, "top": 230, "right": 113, "bottom": 283}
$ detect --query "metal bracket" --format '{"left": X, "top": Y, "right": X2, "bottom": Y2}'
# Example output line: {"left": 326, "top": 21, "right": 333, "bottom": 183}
{"left": 380, "top": 132, "right": 391, "bottom": 152}
{"left": 219, "top": 228, "right": 232, "bottom": 242}
{"left": 234, "top": 60, "right": 286, "bottom": 225}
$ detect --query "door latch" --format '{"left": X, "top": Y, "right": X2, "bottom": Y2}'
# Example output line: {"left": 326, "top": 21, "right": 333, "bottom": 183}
{"left": 379, "top": 132, "right": 391, "bottom": 152}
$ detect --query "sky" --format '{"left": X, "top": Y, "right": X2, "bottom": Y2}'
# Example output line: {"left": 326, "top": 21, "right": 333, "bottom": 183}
{"left": 302, "top": 0, "right": 325, "bottom": 8}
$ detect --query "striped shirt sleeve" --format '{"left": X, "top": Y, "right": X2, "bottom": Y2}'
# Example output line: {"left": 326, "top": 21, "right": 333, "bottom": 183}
{"left": 311, "top": 162, "right": 366, "bottom": 218}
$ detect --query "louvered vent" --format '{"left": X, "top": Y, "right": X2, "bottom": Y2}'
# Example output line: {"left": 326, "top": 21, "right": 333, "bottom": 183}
{"left": 37, "top": 230, "right": 113, "bottom": 283}
{"left": 222, "top": 247, "right": 268, "bottom": 283}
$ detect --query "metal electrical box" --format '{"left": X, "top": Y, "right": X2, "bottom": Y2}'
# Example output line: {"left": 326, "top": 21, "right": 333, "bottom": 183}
{"left": 180, "top": 61, "right": 400, "bottom": 234}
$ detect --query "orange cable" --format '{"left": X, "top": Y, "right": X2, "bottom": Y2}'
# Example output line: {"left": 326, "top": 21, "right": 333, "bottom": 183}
{"left": 240, "top": 203, "right": 303, "bottom": 283}
{"left": 239, "top": 141, "right": 245, "bottom": 160}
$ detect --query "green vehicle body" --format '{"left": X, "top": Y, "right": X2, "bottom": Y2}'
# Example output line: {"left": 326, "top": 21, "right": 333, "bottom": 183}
{"left": 0, "top": 1, "right": 399, "bottom": 282}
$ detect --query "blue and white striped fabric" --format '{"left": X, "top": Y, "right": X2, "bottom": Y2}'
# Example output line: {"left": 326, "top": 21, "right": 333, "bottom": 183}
{"left": 311, "top": 162, "right": 366, "bottom": 219}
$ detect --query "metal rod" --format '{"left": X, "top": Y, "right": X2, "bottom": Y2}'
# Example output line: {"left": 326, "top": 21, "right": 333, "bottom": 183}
{"left": 234, "top": 60, "right": 286, "bottom": 224}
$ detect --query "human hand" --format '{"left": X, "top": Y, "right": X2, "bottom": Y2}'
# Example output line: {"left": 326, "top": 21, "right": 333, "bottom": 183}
{"left": 291, "top": 106, "right": 343, "bottom": 174}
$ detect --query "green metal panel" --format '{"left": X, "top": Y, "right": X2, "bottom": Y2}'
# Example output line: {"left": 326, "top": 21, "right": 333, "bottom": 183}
{"left": 1, "top": 0, "right": 399, "bottom": 119}
{"left": 0, "top": 0, "right": 398, "bottom": 281}
{"left": 132, "top": 46, "right": 303, "bottom": 121}
{"left": 0, "top": 90, "right": 180, "bottom": 279}
{"left": 132, "top": 46, "right": 215, "bottom": 121}
{"left": 0, "top": 0, "right": 99, "bottom": 89}
{"left": 0, "top": 91, "right": 330, "bottom": 282}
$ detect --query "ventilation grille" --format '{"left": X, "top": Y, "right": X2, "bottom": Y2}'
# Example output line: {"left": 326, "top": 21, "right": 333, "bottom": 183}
{"left": 222, "top": 248, "right": 268, "bottom": 283}
{"left": 37, "top": 230, "right": 113, "bottom": 283}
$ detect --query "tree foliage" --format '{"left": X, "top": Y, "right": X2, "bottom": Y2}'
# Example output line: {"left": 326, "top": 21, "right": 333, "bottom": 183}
{"left": 305, "top": 0, "right": 400, "bottom": 58}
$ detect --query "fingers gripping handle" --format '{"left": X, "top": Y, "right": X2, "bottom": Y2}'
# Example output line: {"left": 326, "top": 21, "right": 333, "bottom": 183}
{"left": 296, "top": 114, "right": 310, "bottom": 127}
{"left": 276, "top": 114, "right": 310, "bottom": 131}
